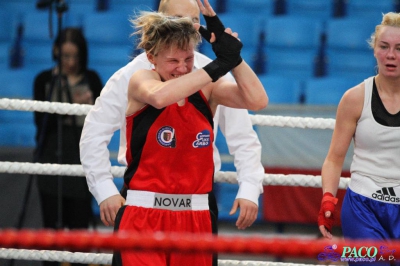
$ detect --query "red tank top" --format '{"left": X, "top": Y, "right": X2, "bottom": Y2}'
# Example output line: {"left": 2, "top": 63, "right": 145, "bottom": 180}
{"left": 125, "top": 91, "right": 214, "bottom": 194}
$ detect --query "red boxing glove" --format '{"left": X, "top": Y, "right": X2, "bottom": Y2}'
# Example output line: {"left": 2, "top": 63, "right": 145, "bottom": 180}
{"left": 318, "top": 192, "right": 338, "bottom": 232}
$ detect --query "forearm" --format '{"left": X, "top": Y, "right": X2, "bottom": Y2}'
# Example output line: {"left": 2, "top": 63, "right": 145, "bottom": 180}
{"left": 80, "top": 80, "right": 128, "bottom": 203}
{"left": 321, "top": 159, "right": 343, "bottom": 197}
{"left": 231, "top": 61, "right": 268, "bottom": 111}
{"left": 80, "top": 117, "right": 121, "bottom": 204}
{"left": 158, "top": 69, "right": 212, "bottom": 102}
{"left": 134, "top": 69, "right": 212, "bottom": 109}
{"left": 217, "top": 106, "right": 264, "bottom": 205}
{"left": 236, "top": 181, "right": 262, "bottom": 206}
{"left": 233, "top": 136, "right": 264, "bottom": 205}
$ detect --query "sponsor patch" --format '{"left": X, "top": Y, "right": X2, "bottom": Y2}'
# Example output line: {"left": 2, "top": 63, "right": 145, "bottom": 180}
{"left": 157, "top": 126, "right": 176, "bottom": 148}
{"left": 153, "top": 194, "right": 192, "bottom": 210}
{"left": 192, "top": 129, "right": 211, "bottom": 148}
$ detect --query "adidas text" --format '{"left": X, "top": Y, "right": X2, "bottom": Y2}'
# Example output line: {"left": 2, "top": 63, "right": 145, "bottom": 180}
{"left": 372, "top": 193, "right": 400, "bottom": 203}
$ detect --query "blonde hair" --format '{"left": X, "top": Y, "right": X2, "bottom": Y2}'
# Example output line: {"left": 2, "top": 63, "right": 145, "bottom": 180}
{"left": 130, "top": 11, "right": 201, "bottom": 56}
{"left": 369, "top": 12, "right": 400, "bottom": 48}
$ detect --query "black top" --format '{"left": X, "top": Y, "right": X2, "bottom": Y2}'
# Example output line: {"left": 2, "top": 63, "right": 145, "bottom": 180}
{"left": 33, "top": 69, "right": 102, "bottom": 198}
{"left": 372, "top": 78, "right": 400, "bottom": 127}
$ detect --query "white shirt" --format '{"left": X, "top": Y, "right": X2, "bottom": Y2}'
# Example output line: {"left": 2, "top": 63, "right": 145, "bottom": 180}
{"left": 350, "top": 76, "right": 400, "bottom": 186}
{"left": 80, "top": 51, "right": 264, "bottom": 206}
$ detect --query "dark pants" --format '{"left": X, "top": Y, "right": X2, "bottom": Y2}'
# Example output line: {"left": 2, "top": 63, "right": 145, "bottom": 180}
{"left": 40, "top": 192, "right": 93, "bottom": 266}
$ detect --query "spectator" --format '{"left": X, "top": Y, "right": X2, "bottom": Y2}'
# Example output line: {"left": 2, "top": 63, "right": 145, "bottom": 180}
{"left": 33, "top": 27, "right": 102, "bottom": 266}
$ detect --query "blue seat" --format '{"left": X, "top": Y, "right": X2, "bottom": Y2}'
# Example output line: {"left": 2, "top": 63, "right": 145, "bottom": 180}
{"left": 63, "top": 12, "right": 85, "bottom": 28}
{"left": 325, "top": 18, "right": 377, "bottom": 78}
{"left": 304, "top": 77, "right": 359, "bottom": 105}
{"left": 258, "top": 74, "right": 302, "bottom": 104}
{"left": 264, "top": 16, "right": 324, "bottom": 80}
{"left": 24, "top": 43, "right": 54, "bottom": 70}
{"left": 0, "top": 69, "right": 36, "bottom": 99}
{"left": 0, "top": 10, "right": 15, "bottom": 43}
{"left": 200, "top": 13, "right": 264, "bottom": 49}
{"left": 326, "top": 18, "right": 377, "bottom": 51}
{"left": 346, "top": 0, "right": 394, "bottom": 20}
{"left": 22, "top": 10, "right": 57, "bottom": 45}
{"left": 266, "top": 50, "right": 319, "bottom": 80}
{"left": 89, "top": 44, "right": 133, "bottom": 67}
{"left": 82, "top": 11, "right": 133, "bottom": 46}
{"left": 265, "top": 16, "right": 324, "bottom": 49}
{"left": 67, "top": 0, "right": 97, "bottom": 15}
{"left": 0, "top": 110, "right": 34, "bottom": 124}
{"left": 0, "top": 122, "right": 36, "bottom": 147}
{"left": 326, "top": 50, "right": 376, "bottom": 79}
{"left": 226, "top": 0, "right": 274, "bottom": 16}
{"left": 286, "top": 0, "right": 334, "bottom": 19}
{"left": 0, "top": 42, "right": 10, "bottom": 70}
{"left": 0, "top": 1, "right": 33, "bottom": 18}
{"left": 109, "top": 0, "right": 158, "bottom": 16}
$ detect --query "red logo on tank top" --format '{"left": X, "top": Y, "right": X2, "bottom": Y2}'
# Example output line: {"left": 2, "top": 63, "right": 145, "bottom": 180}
{"left": 157, "top": 126, "right": 176, "bottom": 148}
{"left": 192, "top": 129, "right": 211, "bottom": 148}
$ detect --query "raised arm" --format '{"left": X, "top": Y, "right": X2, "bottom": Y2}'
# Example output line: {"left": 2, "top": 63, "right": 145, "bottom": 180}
{"left": 195, "top": 0, "right": 268, "bottom": 111}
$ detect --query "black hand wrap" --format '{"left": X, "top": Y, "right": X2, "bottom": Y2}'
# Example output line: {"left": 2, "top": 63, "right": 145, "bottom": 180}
{"left": 200, "top": 15, "right": 243, "bottom": 82}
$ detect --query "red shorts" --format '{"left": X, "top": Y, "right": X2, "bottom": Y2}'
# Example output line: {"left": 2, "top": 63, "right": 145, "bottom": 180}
{"left": 112, "top": 191, "right": 213, "bottom": 266}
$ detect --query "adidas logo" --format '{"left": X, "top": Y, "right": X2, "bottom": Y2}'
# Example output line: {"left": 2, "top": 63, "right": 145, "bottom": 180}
{"left": 372, "top": 187, "right": 400, "bottom": 203}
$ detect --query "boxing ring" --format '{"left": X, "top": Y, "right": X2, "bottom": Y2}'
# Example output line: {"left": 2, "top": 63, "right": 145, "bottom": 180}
{"left": 0, "top": 98, "right": 396, "bottom": 265}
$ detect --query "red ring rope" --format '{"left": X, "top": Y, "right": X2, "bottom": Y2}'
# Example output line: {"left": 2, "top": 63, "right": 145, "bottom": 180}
{"left": 1, "top": 229, "right": 399, "bottom": 259}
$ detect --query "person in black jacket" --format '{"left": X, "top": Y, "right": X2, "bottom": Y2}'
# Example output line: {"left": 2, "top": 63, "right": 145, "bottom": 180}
{"left": 33, "top": 27, "right": 102, "bottom": 266}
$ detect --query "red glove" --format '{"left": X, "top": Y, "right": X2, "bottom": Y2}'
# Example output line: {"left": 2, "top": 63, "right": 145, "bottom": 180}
{"left": 318, "top": 192, "right": 338, "bottom": 232}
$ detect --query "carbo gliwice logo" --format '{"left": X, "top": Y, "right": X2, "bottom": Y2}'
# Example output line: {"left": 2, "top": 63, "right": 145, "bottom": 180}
{"left": 192, "top": 129, "right": 211, "bottom": 148}
{"left": 157, "top": 126, "right": 176, "bottom": 148}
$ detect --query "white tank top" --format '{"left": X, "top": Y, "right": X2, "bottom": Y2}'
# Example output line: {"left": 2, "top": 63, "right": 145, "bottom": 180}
{"left": 350, "top": 76, "right": 400, "bottom": 187}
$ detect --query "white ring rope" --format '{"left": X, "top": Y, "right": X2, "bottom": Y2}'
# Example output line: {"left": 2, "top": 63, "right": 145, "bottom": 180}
{"left": 0, "top": 98, "right": 344, "bottom": 265}
{"left": 0, "top": 248, "right": 320, "bottom": 266}
{"left": 0, "top": 161, "right": 350, "bottom": 189}
{"left": 0, "top": 98, "right": 92, "bottom": 116}
{"left": 0, "top": 98, "right": 335, "bottom": 129}
{"left": 0, "top": 248, "right": 112, "bottom": 264}
{"left": 250, "top": 114, "right": 335, "bottom": 130}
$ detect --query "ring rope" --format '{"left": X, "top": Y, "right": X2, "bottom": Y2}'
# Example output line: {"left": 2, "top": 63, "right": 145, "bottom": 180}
{"left": 0, "top": 248, "right": 112, "bottom": 264}
{"left": 0, "top": 162, "right": 350, "bottom": 189}
{"left": 0, "top": 98, "right": 343, "bottom": 265}
{"left": 0, "top": 98, "right": 92, "bottom": 116}
{"left": 0, "top": 248, "right": 321, "bottom": 266}
{"left": 0, "top": 229, "right": 399, "bottom": 259}
{"left": 1, "top": 229, "right": 323, "bottom": 256}
{"left": 0, "top": 98, "right": 335, "bottom": 129}
{"left": 250, "top": 114, "right": 335, "bottom": 130}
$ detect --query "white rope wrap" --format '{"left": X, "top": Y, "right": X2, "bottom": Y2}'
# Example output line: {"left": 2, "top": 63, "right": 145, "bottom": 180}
{"left": 0, "top": 162, "right": 349, "bottom": 189}
{"left": 0, "top": 248, "right": 112, "bottom": 264}
{"left": 0, "top": 98, "right": 92, "bottom": 115}
{"left": 0, "top": 98, "right": 335, "bottom": 129}
{"left": 0, "top": 161, "right": 125, "bottom": 177}
{"left": 0, "top": 248, "right": 320, "bottom": 266}
{"left": 250, "top": 114, "right": 335, "bottom": 129}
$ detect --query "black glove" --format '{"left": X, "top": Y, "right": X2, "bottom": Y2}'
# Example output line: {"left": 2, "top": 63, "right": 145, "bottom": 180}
{"left": 201, "top": 15, "right": 225, "bottom": 41}
{"left": 200, "top": 15, "right": 243, "bottom": 82}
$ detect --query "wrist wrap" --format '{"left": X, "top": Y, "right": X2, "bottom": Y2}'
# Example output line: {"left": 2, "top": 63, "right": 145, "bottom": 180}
{"left": 317, "top": 192, "right": 338, "bottom": 232}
